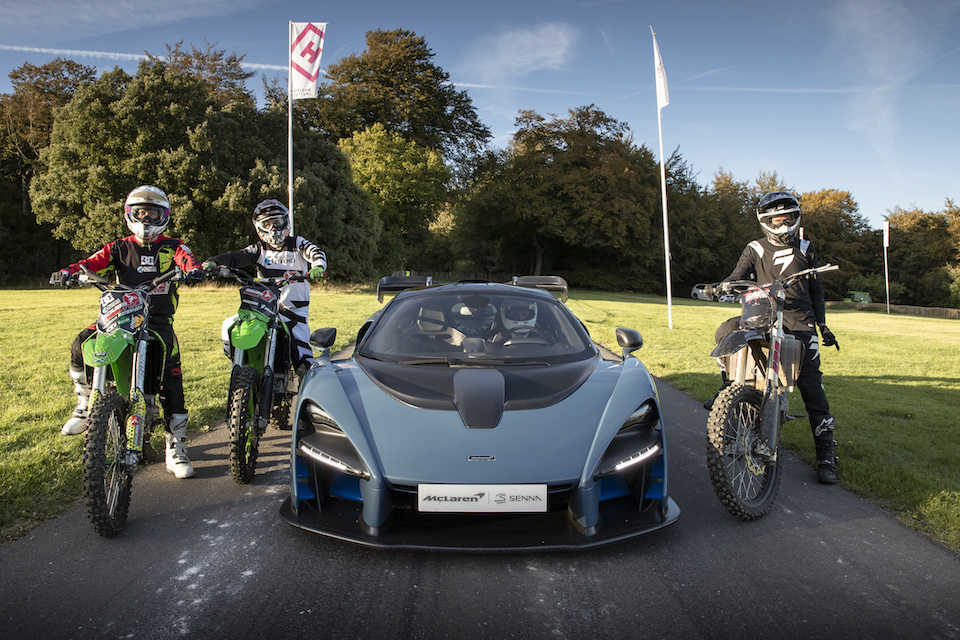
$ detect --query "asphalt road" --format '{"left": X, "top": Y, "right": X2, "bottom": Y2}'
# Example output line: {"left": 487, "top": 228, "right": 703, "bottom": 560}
{"left": 2, "top": 381, "right": 959, "bottom": 640}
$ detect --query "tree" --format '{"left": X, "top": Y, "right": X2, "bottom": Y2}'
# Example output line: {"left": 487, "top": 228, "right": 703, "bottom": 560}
{"left": 798, "top": 189, "right": 877, "bottom": 300}
{"left": 29, "top": 59, "right": 379, "bottom": 280}
{"left": 338, "top": 123, "right": 450, "bottom": 271}
{"left": 886, "top": 205, "right": 960, "bottom": 307}
{"left": 704, "top": 170, "right": 760, "bottom": 280}
{"left": 299, "top": 29, "right": 490, "bottom": 165}
{"left": 455, "top": 106, "right": 665, "bottom": 288}
{"left": 0, "top": 58, "right": 95, "bottom": 279}
{"left": 146, "top": 40, "right": 255, "bottom": 107}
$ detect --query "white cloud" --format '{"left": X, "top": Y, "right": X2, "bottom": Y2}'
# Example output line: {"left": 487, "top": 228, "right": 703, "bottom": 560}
{"left": 0, "top": 0, "right": 264, "bottom": 40}
{"left": 464, "top": 22, "right": 578, "bottom": 83}
{"left": 826, "top": 0, "right": 956, "bottom": 159}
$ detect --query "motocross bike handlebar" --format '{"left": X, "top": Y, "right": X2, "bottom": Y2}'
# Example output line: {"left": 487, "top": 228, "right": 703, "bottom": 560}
{"left": 704, "top": 264, "right": 838, "bottom": 298}
{"left": 209, "top": 264, "right": 309, "bottom": 288}
{"left": 62, "top": 264, "right": 184, "bottom": 292}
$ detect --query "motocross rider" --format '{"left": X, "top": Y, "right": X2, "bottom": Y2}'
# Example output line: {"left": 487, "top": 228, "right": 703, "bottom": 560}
{"left": 706, "top": 191, "right": 840, "bottom": 484}
{"left": 201, "top": 199, "right": 327, "bottom": 375}
{"left": 50, "top": 185, "right": 206, "bottom": 479}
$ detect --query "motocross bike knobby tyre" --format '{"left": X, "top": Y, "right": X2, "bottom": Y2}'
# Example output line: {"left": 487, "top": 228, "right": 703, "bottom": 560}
{"left": 228, "top": 365, "right": 260, "bottom": 484}
{"left": 706, "top": 384, "right": 782, "bottom": 521}
{"left": 83, "top": 391, "right": 133, "bottom": 537}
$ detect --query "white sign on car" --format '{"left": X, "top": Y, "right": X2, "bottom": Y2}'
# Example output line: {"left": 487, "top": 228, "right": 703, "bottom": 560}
{"left": 418, "top": 484, "right": 548, "bottom": 512}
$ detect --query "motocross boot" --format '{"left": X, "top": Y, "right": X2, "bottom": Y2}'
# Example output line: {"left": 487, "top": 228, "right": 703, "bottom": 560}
{"left": 813, "top": 416, "right": 838, "bottom": 485}
{"left": 61, "top": 368, "right": 91, "bottom": 435}
{"left": 702, "top": 369, "right": 730, "bottom": 411}
{"left": 165, "top": 413, "right": 195, "bottom": 479}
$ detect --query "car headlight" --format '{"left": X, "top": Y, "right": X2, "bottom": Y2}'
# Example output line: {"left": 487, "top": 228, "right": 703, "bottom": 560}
{"left": 594, "top": 402, "right": 661, "bottom": 479}
{"left": 298, "top": 401, "right": 370, "bottom": 479}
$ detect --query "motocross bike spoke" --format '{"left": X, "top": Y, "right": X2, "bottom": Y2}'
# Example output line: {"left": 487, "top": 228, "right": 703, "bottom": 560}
{"left": 228, "top": 366, "right": 261, "bottom": 484}
{"left": 706, "top": 385, "right": 782, "bottom": 521}
{"left": 83, "top": 392, "right": 133, "bottom": 537}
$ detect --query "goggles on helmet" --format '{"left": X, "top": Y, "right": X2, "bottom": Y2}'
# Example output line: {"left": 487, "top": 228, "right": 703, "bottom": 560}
{"left": 255, "top": 214, "right": 287, "bottom": 231}
{"left": 129, "top": 205, "right": 166, "bottom": 225}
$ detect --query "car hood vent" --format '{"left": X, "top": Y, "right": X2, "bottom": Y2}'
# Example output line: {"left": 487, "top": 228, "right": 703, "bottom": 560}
{"left": 453, "top": 368, "right": 504, "bottom": 428}
{"left": 355, "top": 356, "right": 599, "bottom": 427}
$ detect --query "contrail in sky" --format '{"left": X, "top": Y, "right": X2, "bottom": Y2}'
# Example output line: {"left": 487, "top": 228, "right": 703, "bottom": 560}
{"left": 0, "top": 44, "right": 286, "bottom": 71}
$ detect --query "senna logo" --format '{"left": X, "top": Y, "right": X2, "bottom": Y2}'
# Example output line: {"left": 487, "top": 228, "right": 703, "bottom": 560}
{"left": 494, "top": 493, "right": 545, "bottom": 504}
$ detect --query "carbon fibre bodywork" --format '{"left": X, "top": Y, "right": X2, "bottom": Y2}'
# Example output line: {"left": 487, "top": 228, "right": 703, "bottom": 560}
{"left": 280, "top": 279, "right": 680, "bottom": 550}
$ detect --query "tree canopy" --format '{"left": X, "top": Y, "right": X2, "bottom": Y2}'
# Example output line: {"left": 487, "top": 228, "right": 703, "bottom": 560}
{"left": 339, "top": 123, "right": 450, "bottom": 271}
{"left": 29, "top": 59, "right": 378, "bottom": 279}
{"left": 299, "top": 29, "right": 490, "bottom": 165}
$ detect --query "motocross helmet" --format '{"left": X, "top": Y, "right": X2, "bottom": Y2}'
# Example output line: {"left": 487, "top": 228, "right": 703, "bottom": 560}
{"left": 123, "top": 185, "right": 170, "bottom": 244}
{"left": 757, "top": 191, "right": 801, "bottom": 245}
{"left": 500, "top": 299, "right": 538, "bottom": 334}
{"left": 452, "top": 298, "right": 497, "bottom": 337}
{"left": 253, "top": 199, "right": 290, "bottom": 249}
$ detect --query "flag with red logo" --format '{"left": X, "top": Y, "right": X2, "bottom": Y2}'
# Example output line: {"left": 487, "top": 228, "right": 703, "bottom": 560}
{"left": 290, "top": 22, "right": 327, "bottom": 100}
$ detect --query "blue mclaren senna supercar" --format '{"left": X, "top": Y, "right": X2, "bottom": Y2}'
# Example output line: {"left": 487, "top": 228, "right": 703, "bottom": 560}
{"left": 279, "top": 275, "right": 680, "bottom": 550}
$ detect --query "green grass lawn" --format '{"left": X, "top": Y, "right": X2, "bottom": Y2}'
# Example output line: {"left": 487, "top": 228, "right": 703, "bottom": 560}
{"left": 2, "top": 284, "right": 959, "bottom": 552}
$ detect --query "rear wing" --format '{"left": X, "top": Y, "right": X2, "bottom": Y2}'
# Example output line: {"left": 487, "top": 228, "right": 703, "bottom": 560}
{"left": 512, "top": 275, "right": 568, "bottom": 302}
{"left": 377, "top": 275, "right": 434, "bottom": 303}
{"left": 375, "top": 274, "right": 569, "bottom": 303}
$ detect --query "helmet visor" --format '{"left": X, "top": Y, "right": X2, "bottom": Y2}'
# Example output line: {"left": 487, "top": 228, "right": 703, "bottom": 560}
{"left": 129, "top": 205, "right": 165, "bottom": 224}
{"left": 503, "top": 303, "right": 536, "bottom": 322}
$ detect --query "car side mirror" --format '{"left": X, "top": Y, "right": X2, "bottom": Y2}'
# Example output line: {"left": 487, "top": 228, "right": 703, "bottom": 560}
{"left": 310, "top": 327, "right": 337, "bottom": 349}
{"left": 616, "top": 327, "right": 643, "bottom": 358}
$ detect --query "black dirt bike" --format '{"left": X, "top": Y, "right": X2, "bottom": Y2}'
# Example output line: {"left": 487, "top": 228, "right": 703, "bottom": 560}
{"left": 704, "top": 264, "right": 838, "bottom": 520}
{"left": 61, "top": 266, "right": 182, "bottom": 537}
{"left": 213, "top": 266, "right": 307, "bottom": 484}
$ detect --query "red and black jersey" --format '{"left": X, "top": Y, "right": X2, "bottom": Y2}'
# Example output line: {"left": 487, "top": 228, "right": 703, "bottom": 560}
{"left": 64, "top": 235, "right": 202, "bottom": 320}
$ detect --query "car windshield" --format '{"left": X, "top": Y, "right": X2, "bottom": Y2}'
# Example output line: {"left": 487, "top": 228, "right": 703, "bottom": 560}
{"left": 358, "top": 288, "right": 596, "bottom": 364}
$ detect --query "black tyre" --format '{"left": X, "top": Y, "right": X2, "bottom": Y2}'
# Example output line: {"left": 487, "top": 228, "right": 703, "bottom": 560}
{"left": 228, "top": 365, "right": 260, "bottom": 484}
{"left": 269, "top": 392, "right": 295, "bottom": 431}
{"left": 83, "top": 391, "right": 132, "bottom": 537}
{"left": 706, "top": 384, "right": 782, "bottom": 521}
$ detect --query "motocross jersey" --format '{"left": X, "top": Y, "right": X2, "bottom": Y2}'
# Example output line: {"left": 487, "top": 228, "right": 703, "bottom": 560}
{"left": 210, "top": 236, "right": 327, "bottom": 319}
{"left": 723, "top": 236, "right": 826, "bottom": 333}
{"left": 64, "top": 235, "right": 202, "bottom": 320}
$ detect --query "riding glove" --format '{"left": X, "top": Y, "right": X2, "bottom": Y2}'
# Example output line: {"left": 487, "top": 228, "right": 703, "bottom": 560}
{"left": 818, "top": 324, "right": 839, "bottom": 350}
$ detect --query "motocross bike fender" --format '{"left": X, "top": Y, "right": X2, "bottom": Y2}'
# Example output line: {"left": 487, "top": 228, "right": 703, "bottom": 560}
{"left": 231, "top": 319, "right": 268, "bottom": 351}
{"left": 711, "top": 328, "right": 765, "bottom": 359}
{"left": 82, "top": 330, "right": 133, "bottom": 367}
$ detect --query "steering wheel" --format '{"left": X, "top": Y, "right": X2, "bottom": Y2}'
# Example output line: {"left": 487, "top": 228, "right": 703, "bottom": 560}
{"left": 501, "top": 326, "right": 554, "bottom": 346}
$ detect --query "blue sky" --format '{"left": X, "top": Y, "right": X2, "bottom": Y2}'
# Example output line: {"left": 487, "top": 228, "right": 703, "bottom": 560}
{"left": 1, "top": 0, "right": 958, "bottom": 230}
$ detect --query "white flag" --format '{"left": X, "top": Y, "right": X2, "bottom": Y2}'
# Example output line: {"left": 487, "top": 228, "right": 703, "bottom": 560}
{"left": 883, "top": 220, "right": 890, "bottom": 248}
{"left": 651, "top": 26, "right": 669, "bottom": 111}
{"left": 290, "top": 22, "right": 327, "bottom": 100}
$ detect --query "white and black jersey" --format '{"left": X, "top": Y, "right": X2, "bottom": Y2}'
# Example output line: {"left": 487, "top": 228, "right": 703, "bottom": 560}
{"left": 724, "top": 236, "right": 826, "bottom": 333}
{"left": 211, "top": 236, "right": 327, "bottom": 368}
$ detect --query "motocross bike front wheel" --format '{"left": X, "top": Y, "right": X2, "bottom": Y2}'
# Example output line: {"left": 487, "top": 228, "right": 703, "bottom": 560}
{"left": 228, "top": 365, "right": 260, "bottom": 484}
{"left": 706, "top": 384, "right": 782, "bottom": 521}
{"left": 83, "top": 391, "right": 133, "bottom": 537}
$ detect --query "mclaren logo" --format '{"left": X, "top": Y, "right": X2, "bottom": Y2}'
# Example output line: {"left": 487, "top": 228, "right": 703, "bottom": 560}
{"left": 422, "top": 493, "right": 485, "bottom": 503}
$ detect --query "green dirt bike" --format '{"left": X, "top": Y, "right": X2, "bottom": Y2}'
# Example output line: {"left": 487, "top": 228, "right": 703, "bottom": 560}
{"left": 64, "top": 266, "right": 182, "bottom": 537}
{"left": 214, "top": 266, "right": 307, "bottom": 484}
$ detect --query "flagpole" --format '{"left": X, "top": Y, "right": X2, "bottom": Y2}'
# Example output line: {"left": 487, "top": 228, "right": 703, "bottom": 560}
{"left": 287, "top": 21, "right": 295, "bottom": 235}
{"left": 883, "top": 220, "right": 890, "bottom": 314}
{"left": 651, "top": 25, "right": 672, "bottom": 329}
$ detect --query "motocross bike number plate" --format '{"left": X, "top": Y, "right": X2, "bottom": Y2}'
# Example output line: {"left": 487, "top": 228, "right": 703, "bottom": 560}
{"left": 239, "top": 285, "right": 280, "bottom": 316}
{"left": 97, "top": 290, "right": 147, "bottom": 334}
